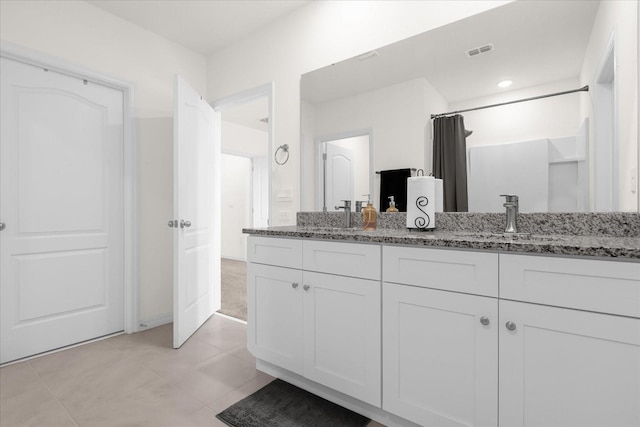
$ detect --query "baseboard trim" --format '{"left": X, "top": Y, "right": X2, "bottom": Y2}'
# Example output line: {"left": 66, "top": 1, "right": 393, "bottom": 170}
{"left": 137, "top": 312, "right": 173, "bottom": 332}
{"left": 214, "top": 311, "right": 247, "bottom": 325}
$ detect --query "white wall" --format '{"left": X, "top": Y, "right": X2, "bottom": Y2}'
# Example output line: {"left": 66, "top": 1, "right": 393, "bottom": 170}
{"left": 579, "top": 0, "right": 638, "bottom": 211}
{"left": 0, "top": 0, "right": 207, "bottom": 324}
{"left": 206, "top": 0, "right": 511, "bottom": 221}
{"left": 301, "top": 100, "right": 317, "bottom": 211}
{"left": 451, "top": 78, "right": 582, "bottom": 148}
{"left": 221, "top": 154, "right": 252, "bottom": 260}
{"left": 221, "top": 120, "right": 269, "bottom": 157}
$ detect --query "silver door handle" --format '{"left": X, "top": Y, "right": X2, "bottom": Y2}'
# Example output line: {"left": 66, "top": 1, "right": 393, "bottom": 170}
{"left": 480, "top": 316, "right": 490, "bottom": 326}
{"left": 292, "top": 283, "right": 299, "bottom": 289}
{"left": 180, "top": 220, "right": 192, "bottom": 228}
{"left": 0, "top": 222, "right": 5, "bottom": 231}
{"left": 505, "top": 321, "right": 517, "bottom": 331}
{"left": 303, "top": 284, "right": 310, "bottom": 291}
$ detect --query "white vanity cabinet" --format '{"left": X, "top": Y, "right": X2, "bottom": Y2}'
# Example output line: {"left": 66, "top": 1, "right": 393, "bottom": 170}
{"left": 382, "top": 246, "right": 500, "bottom": 427}
{"left": 498, "top": 254, "right": 640, "bottom": 427}
{"left": 248, "top": 234, "right": 639, "bottom": 427}
{"left": 247, "top": 236, "right": 381, "bottom": 407}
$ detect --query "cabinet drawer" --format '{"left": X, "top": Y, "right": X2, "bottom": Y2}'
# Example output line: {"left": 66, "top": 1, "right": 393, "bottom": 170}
{"left": 302, "top": 240, "right": 380, "bottom": 280}
{"left": 383, "top": 246, "right": 498, "bottom": 297}
{"left": 247, "top": 236, "right": 302, "bottom": 269}
{"left": 500, "top": 254, "right": 640, "bottom": 318}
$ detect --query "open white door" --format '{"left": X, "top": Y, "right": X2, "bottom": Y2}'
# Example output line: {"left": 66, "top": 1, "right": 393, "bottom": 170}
{"left": 173, "top": 75, "right": 221, "bottom": 349}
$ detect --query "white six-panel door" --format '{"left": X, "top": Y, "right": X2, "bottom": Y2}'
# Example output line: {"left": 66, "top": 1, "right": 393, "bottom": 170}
{"left": 173, "top": 75, "right": 221, "bottom": 349}
{"left": 0, "top": 57, "right": 125, "bottom": 364}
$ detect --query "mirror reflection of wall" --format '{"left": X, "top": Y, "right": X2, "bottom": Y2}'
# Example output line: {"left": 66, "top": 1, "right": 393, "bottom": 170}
{"left": 302, "top": 78, "right": 446, "bottom": 211}
{"left": 300, "top": 0, "right": 638, "bottom": 213}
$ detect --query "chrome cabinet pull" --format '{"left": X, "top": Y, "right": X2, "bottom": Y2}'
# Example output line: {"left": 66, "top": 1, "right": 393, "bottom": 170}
{"left": 480, "top": 316, "right": 490, "bottom": 326}
{"left": 505, "top": 321, "right": 517, "bottom": 331}
{"left": 0, "top": 222, "right": 5, "bottom": 231}
{"left": 303, "top": 284, "right": 310, "bottom": 291}
{"left": 292, "top": 283, "right": 299, "bottom": 289}
{"left": 180, "top": 220, "right": 192, "bottom": 228}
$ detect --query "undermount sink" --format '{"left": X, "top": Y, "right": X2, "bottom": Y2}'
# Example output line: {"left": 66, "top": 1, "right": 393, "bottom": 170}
{"left": 452, "top": 231, "right": 568, "bottom": 242}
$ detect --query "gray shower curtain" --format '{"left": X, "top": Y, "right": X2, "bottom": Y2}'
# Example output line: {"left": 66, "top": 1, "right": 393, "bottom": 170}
{"left": 432, "top": 115, "right": 469, "bottom": 212}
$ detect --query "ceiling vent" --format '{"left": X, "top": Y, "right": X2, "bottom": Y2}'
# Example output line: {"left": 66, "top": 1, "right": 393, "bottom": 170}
{"left": 466, "top": 43, "right": 494, "bottom": 57}
{"left": 356, "top": 50, "right": 380, "bottom": 61}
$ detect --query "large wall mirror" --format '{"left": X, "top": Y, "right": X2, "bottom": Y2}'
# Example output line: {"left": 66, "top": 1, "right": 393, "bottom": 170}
{"left": 301, "top": 0, "right": 638, "bottom": 213}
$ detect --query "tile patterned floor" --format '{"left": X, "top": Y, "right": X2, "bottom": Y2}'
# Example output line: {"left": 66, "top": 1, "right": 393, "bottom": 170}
{"left": 0, "top": 314, "right": 385, "bottom": 426}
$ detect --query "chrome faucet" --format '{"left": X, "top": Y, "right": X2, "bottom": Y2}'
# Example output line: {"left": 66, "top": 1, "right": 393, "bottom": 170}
{"left": 500, "top": 194, "right": 519, "bottom": 233}
{"left": 335, "top": 200, "right": 352, "bottom": 228}
{"left": 355, "top": 200, "right": 368, "bottom": 213}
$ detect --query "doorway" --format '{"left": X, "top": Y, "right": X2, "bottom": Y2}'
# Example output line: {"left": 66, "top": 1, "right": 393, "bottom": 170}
{"left": 213, "top": 86, "right": 272, "bottom": 321}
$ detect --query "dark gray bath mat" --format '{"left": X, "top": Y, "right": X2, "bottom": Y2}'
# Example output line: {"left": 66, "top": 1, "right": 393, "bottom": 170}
{"left": 216, "top": 379, "right": 370, "bottom": 427}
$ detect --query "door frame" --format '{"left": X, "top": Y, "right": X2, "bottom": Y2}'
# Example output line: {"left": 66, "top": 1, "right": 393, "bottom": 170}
{"left": 212, "top": 83, "right": 273, "bottom": 227}
{"left": 592, "top": 30, "right": 618, "bottom": 212}
{"left": 0, "top": 41, "right": 138, "bottom": 334}
{"left": 314, "top": 128, "right": 373, "bottom": 211}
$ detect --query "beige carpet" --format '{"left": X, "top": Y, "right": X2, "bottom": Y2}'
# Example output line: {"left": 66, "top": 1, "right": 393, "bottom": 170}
{"left": 219, "top": 258, "right": 247, "bottom": 321}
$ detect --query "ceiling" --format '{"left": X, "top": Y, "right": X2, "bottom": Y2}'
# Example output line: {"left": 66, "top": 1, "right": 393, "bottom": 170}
{"left": 87, "top": 0, "right": 310, "bottom": 56}
{"left": 221, "top": 97, "right": 269, "bottom": 132}
{"left": 85, "top": 1, "right": 600, "bottom": 123}
{"left": 302, "top": 1, "right": 600, "bottom": 105}
{"left": 86, "top": 0, "right": 308, "bottom": 131}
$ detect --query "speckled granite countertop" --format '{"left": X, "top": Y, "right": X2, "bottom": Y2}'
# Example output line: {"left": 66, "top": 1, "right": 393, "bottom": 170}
{"left": 243, "top": 212, "right": 640, "bottom": 260}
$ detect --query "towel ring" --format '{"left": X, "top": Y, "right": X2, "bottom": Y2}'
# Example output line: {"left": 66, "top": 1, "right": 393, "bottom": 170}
{"left": 275, "top": 144, "right": 289, "bottom": 165}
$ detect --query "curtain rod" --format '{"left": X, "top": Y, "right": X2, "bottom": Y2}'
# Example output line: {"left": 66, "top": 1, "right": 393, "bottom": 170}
{"left": 430, "top": 85, "right": 589, "bottom": 119}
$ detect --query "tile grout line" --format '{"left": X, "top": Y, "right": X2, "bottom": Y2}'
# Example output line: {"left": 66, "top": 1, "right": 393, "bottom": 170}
{"left": 26, "top": 360, "right": 80, "bottom": 427}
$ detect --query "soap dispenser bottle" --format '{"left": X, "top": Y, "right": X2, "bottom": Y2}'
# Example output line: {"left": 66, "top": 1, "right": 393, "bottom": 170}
{"left": 386, "top": 195, "right": 399, "bottom": 212}
{"left": 362, "top": 194, "right": 377, "bottom": 231}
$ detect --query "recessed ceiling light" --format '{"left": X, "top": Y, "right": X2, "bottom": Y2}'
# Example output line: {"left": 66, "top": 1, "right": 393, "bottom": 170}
{"left": 497, "top": 80, "right": 513, "bottom": 88}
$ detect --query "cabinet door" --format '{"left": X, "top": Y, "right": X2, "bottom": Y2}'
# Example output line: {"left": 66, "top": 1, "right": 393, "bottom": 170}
{"left": 302, "top": 271, "right": 381, "bottom": 407}
{"left": 499, "top": 300, "right": 640, "bottom": 427}
{"left": 247, "top": 263, "right": 303, "bottom": 375}
{"left": 383, "top": 283, "right": 498, "bottom": 427}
